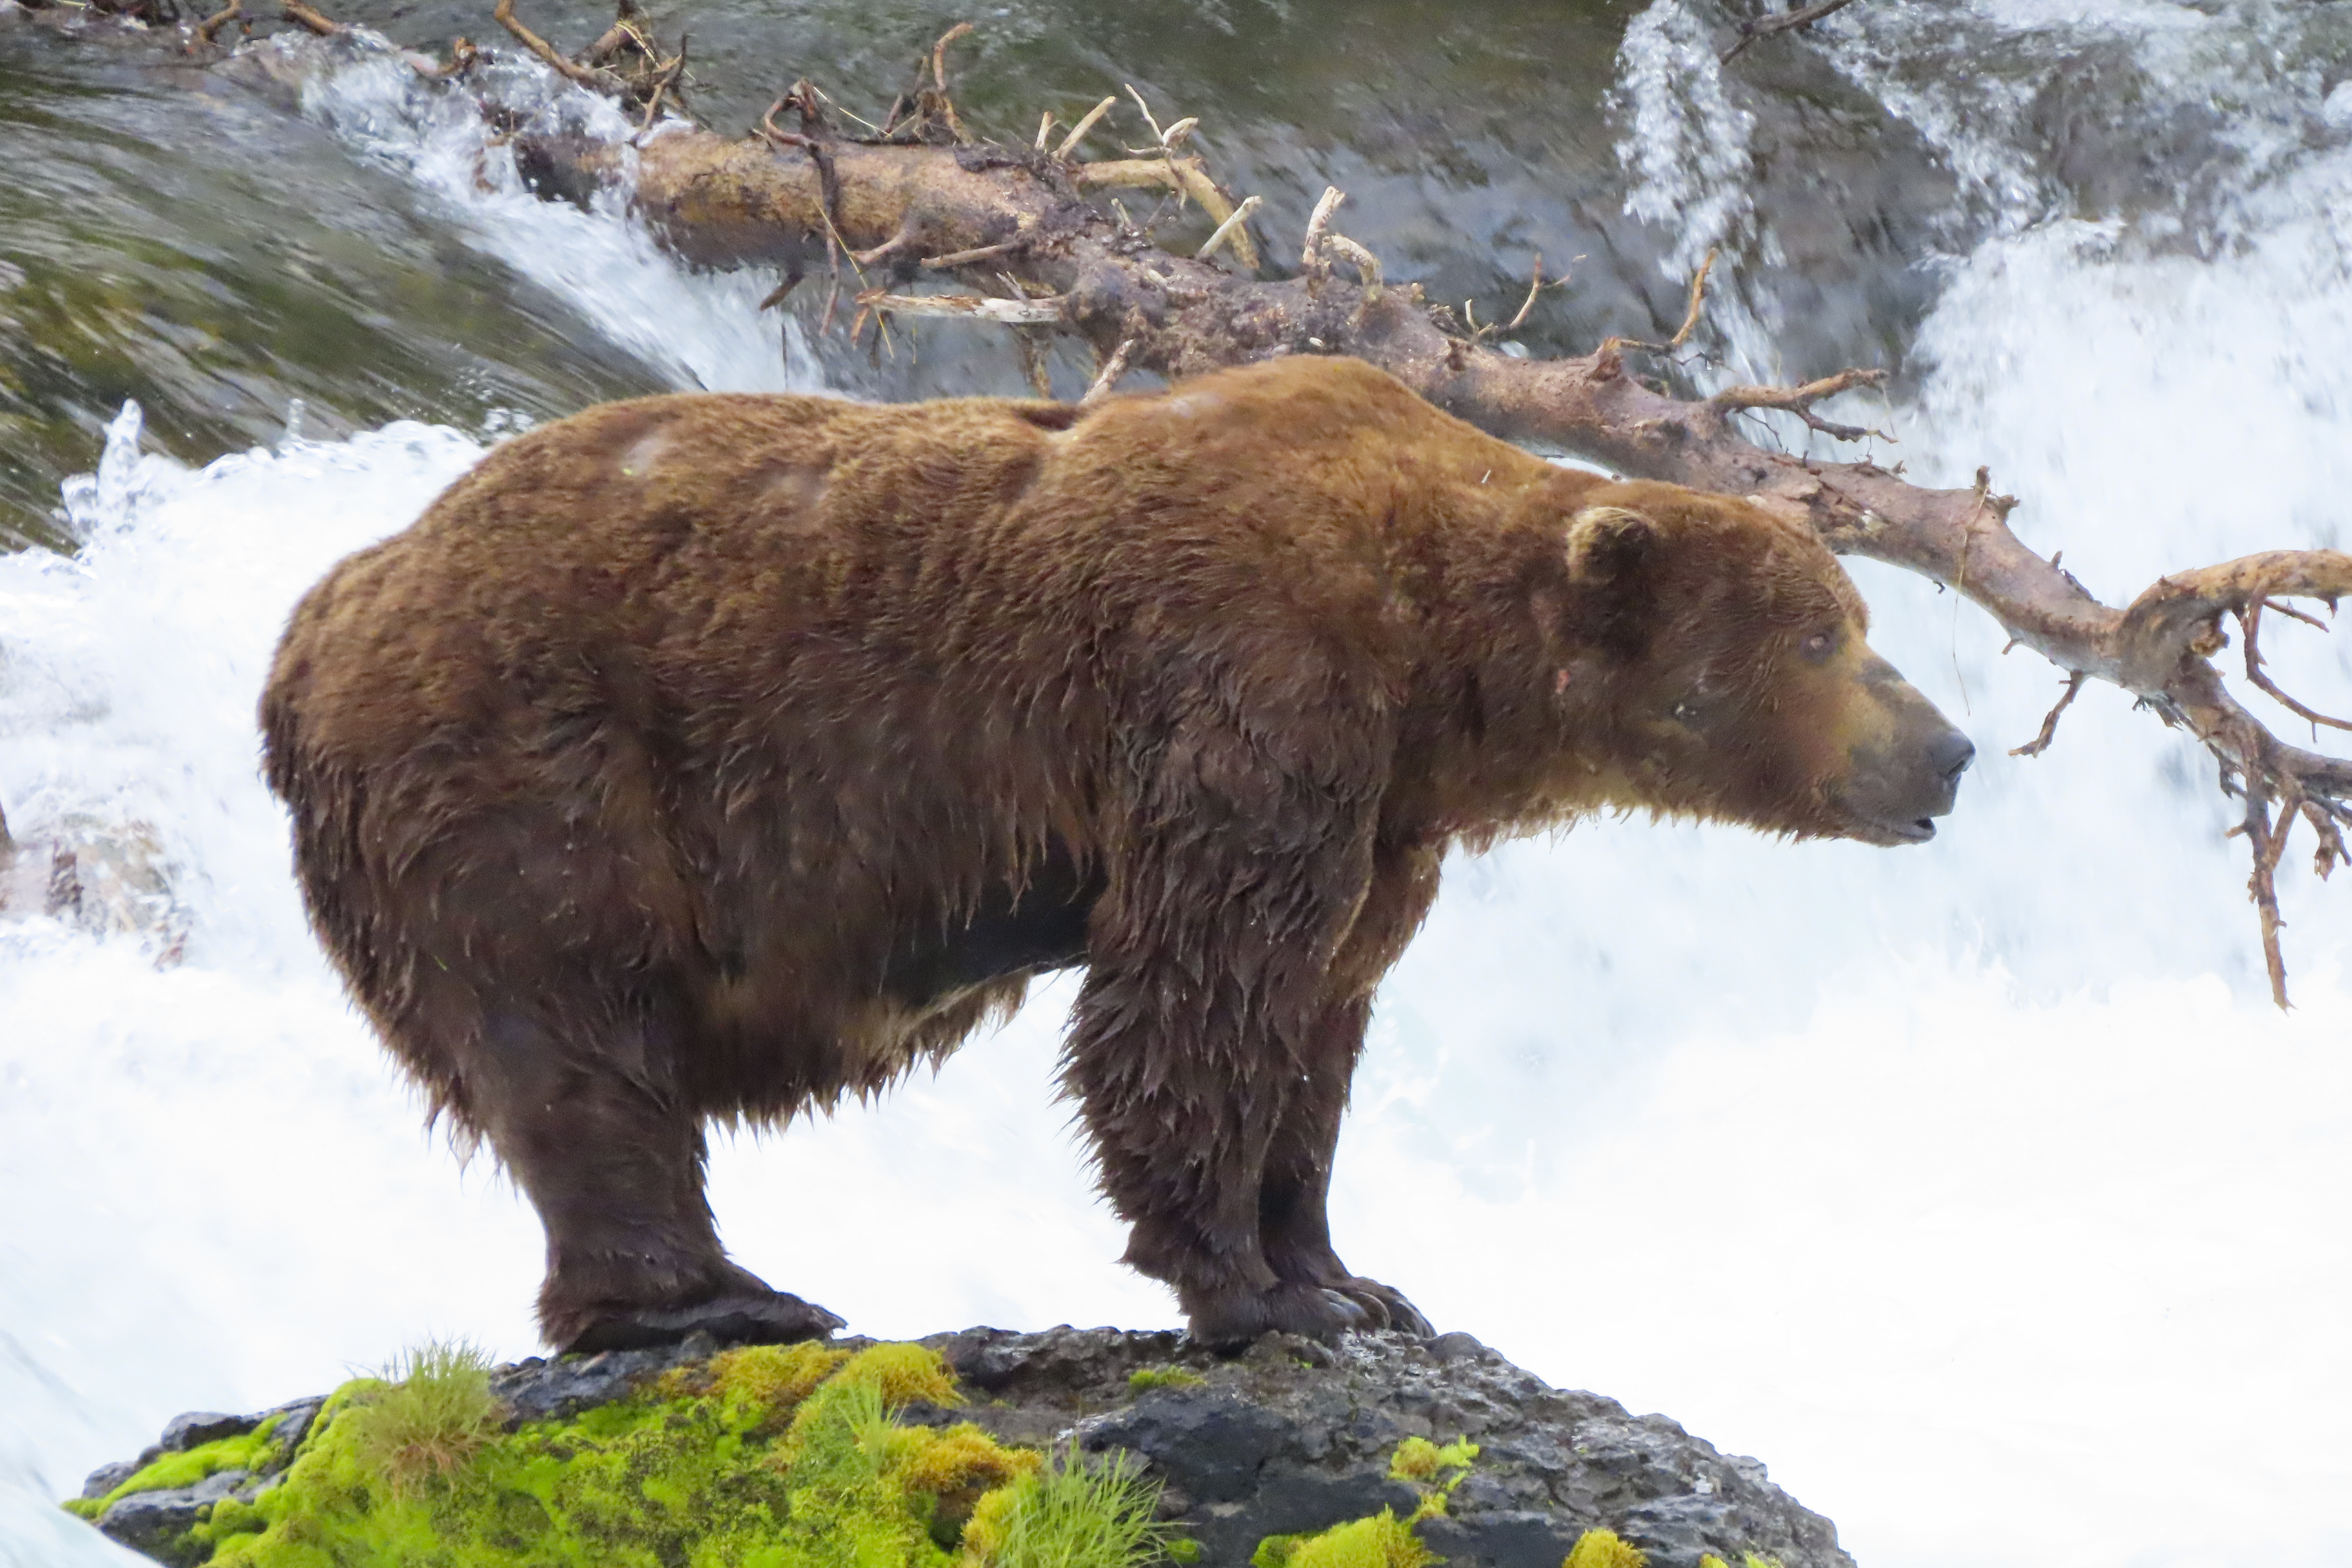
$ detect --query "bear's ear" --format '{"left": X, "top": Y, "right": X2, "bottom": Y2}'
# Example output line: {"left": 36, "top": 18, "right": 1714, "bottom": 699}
{"left": 1563, "top": 506, "right": 1660, "bottom": 658}
{"left": 1564, "top": 505, "right": 1660, "bottom": 590}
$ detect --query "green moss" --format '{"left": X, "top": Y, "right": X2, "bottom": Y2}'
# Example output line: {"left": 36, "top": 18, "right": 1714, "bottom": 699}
{"left": 1564, "top": 1529, "right": 1646, "bottom": 1568}
{"left": 1124, "top": 1369, "right": 1205, "bottom": 1394}
{"left": 77, "top": 1338, "right": 1182, "bottom": 1568}
{"left": 1383, "top": 1439, "right": 1476, "bottom": 1488}
{"left": 1697, "top": 1556, "right": 1785, "bottom": 1568}
{"left": 82, "top": 1426, "right": 286, "bottom": 1515}
{"left": 1252, "top": 1438, "right": 1479, "bottom": 1568}
{"left": 1250, "top": 1513, "right": 1435, "bottom": 1568}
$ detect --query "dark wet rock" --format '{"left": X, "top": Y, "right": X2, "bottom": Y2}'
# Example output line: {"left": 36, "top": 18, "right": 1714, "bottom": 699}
{"left": 80, "top": 1459, "right": 139, "bottom": 1500}
{"left": 158, "top": 1412, "right": 256, "bottom": 1453}
{"left": 75, "top": 1325, "right": 1852, "bottom": 1568}
{"left": 96, "top": 1474, "right": 246, "bottom": 1568}
{"left": 257, "top": 1399, "right": 321, "bottom": 1461}
{"left": 922, "top": 1326, "right": 1851, "bottom": 1568}
{"left": 487, "top": 1330, "right": 718, "bottom": 1426}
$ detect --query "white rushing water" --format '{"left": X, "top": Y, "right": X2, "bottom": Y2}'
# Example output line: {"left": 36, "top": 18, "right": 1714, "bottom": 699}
{"left": 6, "top": 5, "right": 2352, "bottom": 1566}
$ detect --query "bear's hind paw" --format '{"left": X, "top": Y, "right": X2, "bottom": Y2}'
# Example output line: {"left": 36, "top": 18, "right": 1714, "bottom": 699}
{"left": 1184, "top": 1282, "right": 1379, "bottom": 1348}
{"left": 564, "top": 1282, "right": 845, "bottom": 1355}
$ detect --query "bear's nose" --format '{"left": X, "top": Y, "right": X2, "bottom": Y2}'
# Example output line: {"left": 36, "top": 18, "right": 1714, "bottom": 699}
{"left": 1932, "top": 729, "right": 1976, "bottom": 782}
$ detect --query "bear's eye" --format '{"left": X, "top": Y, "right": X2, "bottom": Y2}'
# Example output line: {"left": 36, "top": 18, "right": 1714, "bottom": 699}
{"left": 1800, "top": 629, "right": 1837, "bottom": 663}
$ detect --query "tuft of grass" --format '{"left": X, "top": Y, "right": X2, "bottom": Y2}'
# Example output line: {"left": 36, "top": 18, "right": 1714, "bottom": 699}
{"left": 1124, "top": 1368, "right": 1205, "bottom": 1394}
{"left": 1565, "top": 1528, "right": 1648, "bottom": 1568}
{"left": 958, "top": 1450, "right": 1172, "bottom": 1568}
{"left": 1699, "top": 1555, "right": 1786, "bottom": 1568}
{"left": 337, "top": 1339, "right": 503, "bottom": 1499}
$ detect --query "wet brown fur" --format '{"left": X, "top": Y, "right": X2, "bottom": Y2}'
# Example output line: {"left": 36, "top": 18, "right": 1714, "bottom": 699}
{"left": 261, "top": 356, "right": 1957, "bottom": 1348}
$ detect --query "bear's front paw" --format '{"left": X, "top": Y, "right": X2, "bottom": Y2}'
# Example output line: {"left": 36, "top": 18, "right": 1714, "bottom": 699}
{"left": 1328, "top": 1277, "right": 1435, "bottom": 1338}
{"left": 564, "top": 1270, "right": 846, "bottom": 1355}
{"left": 1184, "top": 1282, "right": 1378, "bottom": 1348}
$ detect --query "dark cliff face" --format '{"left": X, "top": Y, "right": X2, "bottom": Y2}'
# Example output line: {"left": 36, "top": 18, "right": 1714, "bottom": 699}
{"left": 73, "top": 1326, "right": 1851, "bottom": 1568}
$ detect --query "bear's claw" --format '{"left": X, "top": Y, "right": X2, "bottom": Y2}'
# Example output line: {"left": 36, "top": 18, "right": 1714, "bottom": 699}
{"left": 1331, "top": 1279, "right": 1435, "bottom": 1338}
{"left": 564, "top": 1285, "right": 845, "bottom": 1355}
{"left": 1187, "top": 1281, "right": 1405, "bottom": 1348}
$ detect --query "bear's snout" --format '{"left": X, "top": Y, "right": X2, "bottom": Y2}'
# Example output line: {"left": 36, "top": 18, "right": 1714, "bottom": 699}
{"left": 1833, "top": 653, "right": 1973, "bottom": 845}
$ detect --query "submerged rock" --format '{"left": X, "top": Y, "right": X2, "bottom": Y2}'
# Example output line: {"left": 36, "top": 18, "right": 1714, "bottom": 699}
{"left": 69, "top": 1328, "right": 1852, "bottom": 1568}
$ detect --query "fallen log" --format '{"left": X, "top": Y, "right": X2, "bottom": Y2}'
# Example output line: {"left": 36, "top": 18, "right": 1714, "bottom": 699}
{"left": 47, "top": 1, "right": 2352, "bottom": 1001}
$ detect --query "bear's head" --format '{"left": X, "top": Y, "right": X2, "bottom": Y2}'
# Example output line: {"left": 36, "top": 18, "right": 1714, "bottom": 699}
{"left": 1541, "top": 473, "right": 1973, "bottom": 846}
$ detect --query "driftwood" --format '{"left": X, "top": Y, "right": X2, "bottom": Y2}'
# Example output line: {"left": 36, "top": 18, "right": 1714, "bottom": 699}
{"left": 36, "top": 0, "right": 2352, "bottom": 1002}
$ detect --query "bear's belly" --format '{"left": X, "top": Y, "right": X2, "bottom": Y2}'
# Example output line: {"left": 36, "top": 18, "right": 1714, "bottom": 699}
{"left": 878, "top": 848, "right": 1104, "bottom": 1009}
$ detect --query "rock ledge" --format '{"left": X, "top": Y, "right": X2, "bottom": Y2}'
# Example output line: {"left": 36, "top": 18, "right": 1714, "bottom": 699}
{"left": 77, "top": 1325, "right": 1853, "bottom": 1568}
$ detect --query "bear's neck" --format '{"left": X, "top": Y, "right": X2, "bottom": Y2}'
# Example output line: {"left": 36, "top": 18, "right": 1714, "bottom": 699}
{"left": 1387, "top": 515, "right": 1632, "bottom": 842}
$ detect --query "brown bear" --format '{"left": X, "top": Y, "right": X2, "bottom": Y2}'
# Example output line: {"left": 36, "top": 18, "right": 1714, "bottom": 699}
{"left": 260, "top": 356, "right": 1971, "bottom": 1352}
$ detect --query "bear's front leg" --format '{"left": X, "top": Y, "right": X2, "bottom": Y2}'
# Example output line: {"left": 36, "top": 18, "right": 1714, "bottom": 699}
{"left": 1254, "top": 840, "right": 1442, "bottom": 1338}
{"left": 1062, "top": 700, "right": 1396, "bottom": 1344}
{"left": 1253, "top": 994, "right": 1434, "bottom": 1338}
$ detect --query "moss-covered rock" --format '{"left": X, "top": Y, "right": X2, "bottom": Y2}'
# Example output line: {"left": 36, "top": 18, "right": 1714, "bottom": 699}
{"left": 71, "top": 1340, "right": 1166, "bottom": 1568}
{"left": 68, "top": 1328, "right": 1851, "bottom": 1568}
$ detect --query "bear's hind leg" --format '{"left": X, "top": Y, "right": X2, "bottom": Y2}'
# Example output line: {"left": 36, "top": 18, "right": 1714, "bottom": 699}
{"left": 466, "top": 1000, "right": 843, "bottom": 1353}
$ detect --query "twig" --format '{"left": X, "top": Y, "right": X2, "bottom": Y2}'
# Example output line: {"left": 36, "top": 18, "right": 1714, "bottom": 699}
{"left": 1196, "top": 194, "right": 1261, "bottom": 264}
{"left": 2242, "top": 781, "right": 2298, "bottom": 1009}
{"left": 1504, "top": 252, "right": 1547, "bottom": 333}
{"left": 280, "top": 0, "right": 340, "bottom": 35}
{"left": 1322, "top": 235, "right": 1381, "bottom": 299}
{"left": 1710, "top": 367, "right": 1890, "bottom": 441}
{"left": 930, "top": 21, "right": 972, "bottom": 94}
{"left": 1073, "top": 158, "right": 1259, "bottom": 271}
{"left": 189, "top": 0, "right": 240, "bottom": 45}
{"left": 923, "top": 241, "right": 1026, "bottom": 270}
{"left": 494, "top": 0, "right": 618, "bottom": 93}
{"left": 1301, "top": 186, "right": 1345, "bottom": 279}
{"left": 633, "top": 37, "right": 687, "bottom": 137}
{"left": 853, "top": 290, "right": 1063, "bottom": 325}
{"left": 2009, "top": 671, "right": 2087, "bottom": 758}
{"left": 2238, "top": 600, "right": 2352, "bottom": 735}
{"left": 1723, "top": 0, "right": 1867, "bottom": 64}
{"left": 1053, "top": 95, "right": 1117, "bottom": 158}
{"left": 1083, "top": 337, "right": 1137, "bottom": 405}
{"left": 1669, "top": 246, "right": 1716, "bottom": 348}
{"left": 1122, "top": 82, "right": 1166, "bottom": 147}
